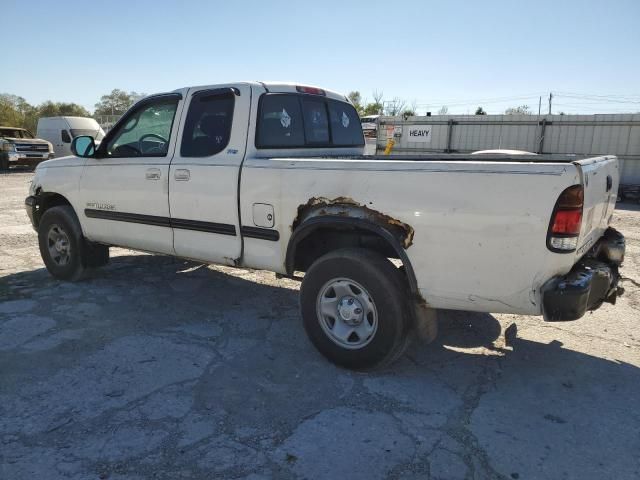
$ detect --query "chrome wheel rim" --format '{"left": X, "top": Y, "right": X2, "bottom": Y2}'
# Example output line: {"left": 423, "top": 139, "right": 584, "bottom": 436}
{"left": 316, "top": 277, "right": 378, "bottom": 349}
{"left": 47, "top": 223, "right": 71, "bottom": 266}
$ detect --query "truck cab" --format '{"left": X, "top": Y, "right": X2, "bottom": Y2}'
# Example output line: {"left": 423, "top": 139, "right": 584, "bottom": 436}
{"left": 0, "top": 127, "right": 54, "bottom": 170}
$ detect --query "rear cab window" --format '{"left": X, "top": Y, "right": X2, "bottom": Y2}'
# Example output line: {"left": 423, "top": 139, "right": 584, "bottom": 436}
{"left": 256, "top": 94, "right": 363, "bottom": 148}
{"left": 181, "top": 90, "right": 235, "bottom": 157}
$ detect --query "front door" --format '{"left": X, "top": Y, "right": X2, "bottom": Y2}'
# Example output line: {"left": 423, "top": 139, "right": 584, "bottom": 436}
{"left": 168, "top": 84, "right": 250, "bottom": 265}
{"left": 78, "top": 92, "right": 186, "bottom": 255}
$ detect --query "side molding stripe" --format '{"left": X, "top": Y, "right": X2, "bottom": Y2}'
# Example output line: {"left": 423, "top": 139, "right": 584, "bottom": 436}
{"left": 85, "top": 209, "right": 236, "bottom": 236}
{"left": 84, "top": 209, "right": 279, "bottom": 241}
{"left": 241, "top": 226, "right": 280, "bottom": 241}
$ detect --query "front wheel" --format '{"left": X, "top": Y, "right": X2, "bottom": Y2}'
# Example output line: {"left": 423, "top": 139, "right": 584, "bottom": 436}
{"left": 37, "top": 205, "right": 109, "bottom": 281}
{"left": 300, "top": 248, "right": 412, "bottom": 370}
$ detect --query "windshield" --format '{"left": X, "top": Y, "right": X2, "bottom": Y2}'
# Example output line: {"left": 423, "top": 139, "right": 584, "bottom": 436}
{"left": 360, "top": 117, "right": 377, "bottom": 124}
{"left": 0, "top": 128, "right": 34, "bottom": 139}
{"left": 71, "top": 128, "right": 106, "bottom": 141}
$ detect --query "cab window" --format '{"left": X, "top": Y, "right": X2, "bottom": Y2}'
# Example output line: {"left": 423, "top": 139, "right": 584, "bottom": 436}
{"left": 256, "top": 94, "right": 364, "bottom": 148}
{"left": 105, "top": 97, "right": 179, "bottom": 157}
{"left": 328, "top": 101, "right": 363, "bottom": 146}
{"left": 181, "top": 91, "right": 234, "bottom": 157}
{"left": 256, "top": 94, "right": 305, "bottom": 148}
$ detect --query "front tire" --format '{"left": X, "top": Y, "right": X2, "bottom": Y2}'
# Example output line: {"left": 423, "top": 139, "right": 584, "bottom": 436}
{"left": 300, "top": 248, "right": 412, "bottom": 370}
{"left": 38, "top": 206, "right": 93, "bottom": 281}
{"left": 0, "top": 156, "right": 9, "bottom": 171}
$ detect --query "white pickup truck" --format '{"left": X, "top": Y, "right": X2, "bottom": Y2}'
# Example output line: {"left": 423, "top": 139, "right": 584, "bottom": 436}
{"left": 25, "top": 82, "right": 625, "bottom": 369}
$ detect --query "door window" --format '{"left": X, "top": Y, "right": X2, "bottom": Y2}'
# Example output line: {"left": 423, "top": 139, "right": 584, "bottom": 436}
{"left": 105, "top": 97, "right": 179, "bottom": 157}
{"left": 61, "top": 130, "right": 71, "bottom": 143}
{"left": 181, "top": 91, "right": 235, "bottom": 157}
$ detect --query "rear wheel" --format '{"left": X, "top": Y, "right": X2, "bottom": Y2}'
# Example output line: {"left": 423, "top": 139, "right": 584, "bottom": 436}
{"left": 300, "top": 248, "right": 412, "bottom": 370}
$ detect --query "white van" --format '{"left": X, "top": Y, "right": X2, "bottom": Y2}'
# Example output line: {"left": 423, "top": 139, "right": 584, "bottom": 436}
{"left": 37, "top": 117, "right": 105, "bottom": 158}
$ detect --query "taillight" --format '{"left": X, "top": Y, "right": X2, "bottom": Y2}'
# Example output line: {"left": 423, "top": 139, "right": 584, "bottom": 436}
{"left": 296, "top": 85, "right": 326, "bottom": 96}
{"left": 547, "top": 185, "right": 583, "bottom": 252}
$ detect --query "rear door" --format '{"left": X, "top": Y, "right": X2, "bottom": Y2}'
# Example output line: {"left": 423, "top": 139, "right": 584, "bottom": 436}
{"left": 168, "top": 84, "right": 251, "bottom": 265}
{"left": 574, "top": 155, "right": 619, "bottom": 256}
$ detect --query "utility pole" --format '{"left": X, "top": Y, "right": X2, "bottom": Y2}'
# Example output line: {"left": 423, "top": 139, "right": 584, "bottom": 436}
{"left": 538, "top": 96, "right": 542, "bottom": 115}
{"left": 548, "top": 92, "right": 553, "bottom": 115}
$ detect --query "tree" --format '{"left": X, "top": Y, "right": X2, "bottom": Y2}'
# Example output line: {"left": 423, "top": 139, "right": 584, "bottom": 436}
{"left": 402, "top": 109, "right": 415, "bottom": 119}
{"left": 505, "top": 105, "right": 532, "bottom": 115}
{"left": 94, "top": 89, "right": 136, "bottom": 116}
{"left": 384, "top": 97, "right": 406, "bottom": 116}
{"left": 347, "top": 91, "right": 363, "bottom": 115}
{"left": 38, "top": 101, "right": 90, "bottom": 118}
{"left": 437, "top": 105, "right": 449, "bottom": 115}
{"left": 0, "top": 94, "right": 38, "bottom": 132}
{"left": 475, "top": 106, "right": 487, "bottom": 115}
{"left": 362, "top": 101, "right": 382, "bottom": 115}
{"left": 409, "top": 100, "right": 419, "bottom": 116}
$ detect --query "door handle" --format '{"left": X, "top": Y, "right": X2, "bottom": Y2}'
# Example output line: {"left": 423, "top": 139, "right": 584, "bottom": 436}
{"left": 174, "top": 169, "right": 190, "bottom": 181}
{"left": 145, "top": 168, "right": 161, "bottom": 180}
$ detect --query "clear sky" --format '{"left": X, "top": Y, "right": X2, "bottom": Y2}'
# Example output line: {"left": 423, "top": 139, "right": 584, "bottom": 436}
{"left": 4, "top": 0, "right": 640, "bottom": 114}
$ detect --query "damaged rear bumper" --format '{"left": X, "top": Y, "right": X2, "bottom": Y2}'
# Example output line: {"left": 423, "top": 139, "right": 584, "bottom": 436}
{"left": 543, "top": 228, "right": 625, "bottom": 321}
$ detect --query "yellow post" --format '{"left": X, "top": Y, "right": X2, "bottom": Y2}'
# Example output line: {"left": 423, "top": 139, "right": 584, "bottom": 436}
{"left": 384, "top": 139, "right": 395, "bottom": 155}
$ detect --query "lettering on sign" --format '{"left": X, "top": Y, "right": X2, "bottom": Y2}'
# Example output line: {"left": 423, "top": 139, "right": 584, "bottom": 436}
{"left": 406, "top": 126, "right": 432, "bottom": 143}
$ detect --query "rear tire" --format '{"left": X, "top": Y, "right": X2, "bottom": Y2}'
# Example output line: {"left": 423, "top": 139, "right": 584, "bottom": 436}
{"left": 300, "top": 248, "right": 412, "bottom": 370}
{"left": 38, "top": 206, "right": 109, "bottom": 281}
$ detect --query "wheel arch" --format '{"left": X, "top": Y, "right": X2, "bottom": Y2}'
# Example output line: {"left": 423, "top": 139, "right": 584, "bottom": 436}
{"left": 31, "top": 190, "right": 73, "bottom": 228}
{"left": 286, "top": 213, "right": 419, "bottom": 295}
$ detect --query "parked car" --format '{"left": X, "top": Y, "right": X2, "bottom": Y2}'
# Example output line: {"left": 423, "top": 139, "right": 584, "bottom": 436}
{"left": 0, "top": 127, "right": 54, "bottom": 170}
{"left": 37, "top": 116, "right": 105, "bottom": 158}
{"left": 25, "top": 82, "right": 625, "bottom": 369}
{"left": 360, "top": 114, "right": 379, "bottom": 138}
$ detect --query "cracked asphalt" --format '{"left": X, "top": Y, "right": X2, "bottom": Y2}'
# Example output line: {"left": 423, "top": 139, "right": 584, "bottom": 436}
{"left": 1, "top": 170, "right": 639, "bottom": 479}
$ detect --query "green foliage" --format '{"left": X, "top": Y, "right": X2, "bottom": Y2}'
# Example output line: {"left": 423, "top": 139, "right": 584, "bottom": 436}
{"left": 0, "top": 94, "right": 37, "bottom": 131}
{"left": 362, "top": 102, "right": 382, "bottom": 115}
{"left": 38, "top": 101, "right": 90, "bottom": 118}
{"left": 348, "top": 91, "right": 363, "bottom": 115}
{"left": 0, "top": 94, "right": 91, "bottom": 132}
{"left": 94, "top": 89, "right": 136, "bottom": 116}
{"left": 475, "top": 106, "right": 487, "bottom": 115}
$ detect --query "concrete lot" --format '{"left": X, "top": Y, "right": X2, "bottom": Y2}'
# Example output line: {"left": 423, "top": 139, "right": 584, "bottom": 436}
{"left": 1, "top": 170, "right": 639, "bottom": 480}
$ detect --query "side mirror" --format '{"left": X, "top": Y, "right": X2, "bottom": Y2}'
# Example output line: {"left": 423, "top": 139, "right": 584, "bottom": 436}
{"left": 71, "top": 136, "right": 96, "bottom": 158}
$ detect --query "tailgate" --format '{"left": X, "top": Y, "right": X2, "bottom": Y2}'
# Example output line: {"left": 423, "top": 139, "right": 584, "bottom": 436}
{"left": 574, "top": 155, "right": 619, "bottom": 257}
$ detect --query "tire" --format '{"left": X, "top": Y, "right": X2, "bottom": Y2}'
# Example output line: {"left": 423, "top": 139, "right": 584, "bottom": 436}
{"left": 300, "top": 248, "right": 413, "bottom": 370}
{"left": 38, "top": 205, "right": 93, "bottom": 281}
{"left": 0, "top": 156, "right": 9, "bottom": 171}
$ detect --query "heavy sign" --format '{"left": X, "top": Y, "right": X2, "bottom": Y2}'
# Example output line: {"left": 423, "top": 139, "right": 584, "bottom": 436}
{"left": 406, "top": 126, "right": 432, "bottom": 143}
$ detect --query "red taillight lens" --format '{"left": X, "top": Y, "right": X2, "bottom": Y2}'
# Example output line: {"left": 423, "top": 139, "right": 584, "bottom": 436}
{"left": 551, "top": 209, "right": 582, "bottom": 235}
{"left": 547, "top": 185, "right": 584, "bottom": 253}
{"left": 296, "top": 86, "right": 326, "bottom": 96}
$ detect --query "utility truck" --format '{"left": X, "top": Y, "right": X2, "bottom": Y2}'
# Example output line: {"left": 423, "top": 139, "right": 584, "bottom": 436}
{"left": 25, "top": 82, "right": 625, "bottom": 369}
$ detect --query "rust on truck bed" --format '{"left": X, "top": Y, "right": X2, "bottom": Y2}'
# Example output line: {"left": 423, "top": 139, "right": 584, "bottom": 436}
{"left": 292, "top": 196, "right": 415, "bottom": 248}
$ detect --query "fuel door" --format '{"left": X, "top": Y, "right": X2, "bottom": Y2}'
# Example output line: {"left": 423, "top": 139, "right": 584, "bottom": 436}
{"left": 252, "top": 203, "right": 275, "bottom": 228}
